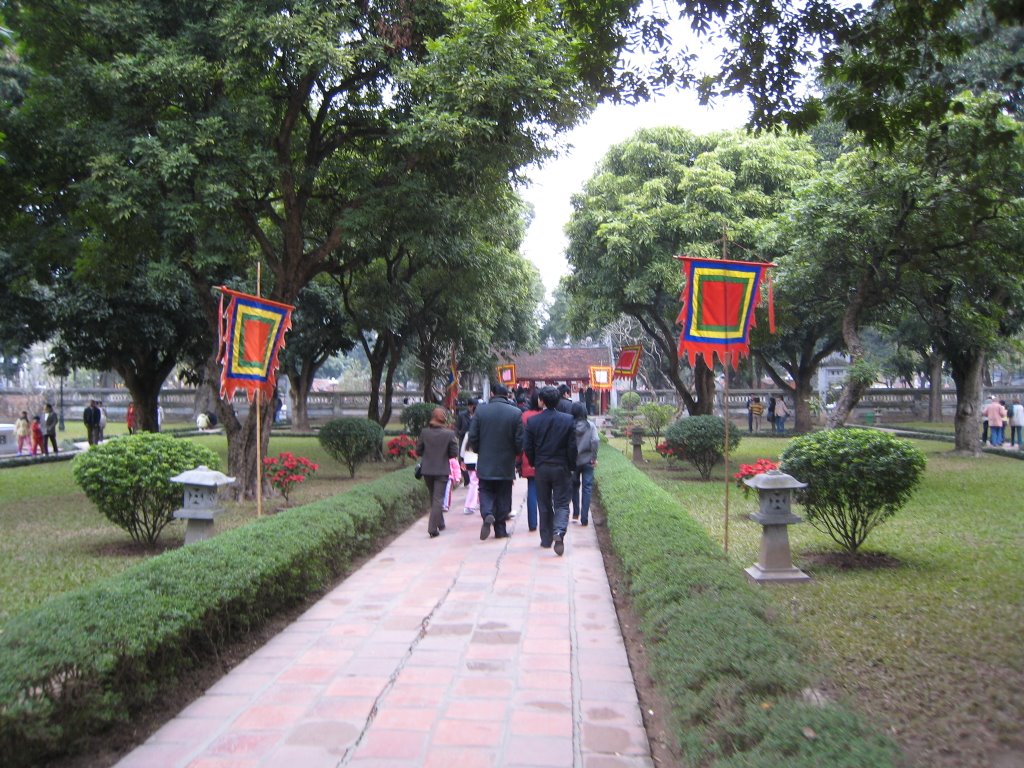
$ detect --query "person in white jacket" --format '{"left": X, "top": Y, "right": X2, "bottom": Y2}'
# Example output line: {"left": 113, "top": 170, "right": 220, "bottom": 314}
{"left": 1008, "top": 397, "right": 1023, "bottom": 449}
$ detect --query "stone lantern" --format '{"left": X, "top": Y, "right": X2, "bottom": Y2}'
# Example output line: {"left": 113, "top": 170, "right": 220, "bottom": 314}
{"left": 630, "top": 427, "right": 645, "bottom": 464}
{"left": 743, "top": 469, "right": 810, "bottom": 584}
{"left": 170, "top": 465, "right": 236, "bottom": 545}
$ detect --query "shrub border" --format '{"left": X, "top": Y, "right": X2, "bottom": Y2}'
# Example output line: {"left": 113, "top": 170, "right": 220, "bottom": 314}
{"left": 594, "top": 447, "right": 899, "bottom": 767}
{"left": 0, "top": 467, "right": 427, "bottom": 766}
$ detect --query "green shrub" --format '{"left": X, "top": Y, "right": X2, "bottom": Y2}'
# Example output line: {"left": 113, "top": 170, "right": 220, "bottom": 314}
{"left": 664, "top": 415, "right": 741, "bottom": 480}
{"left": 619, "top": 390, "right": 642, "bottom": 411}
{"left": 0, "top": 467, "right": 427, "bottom": 767}
{"left": 400, "top": 401, "right": 437, "bottom": 437}
{"left": 319, "top": 417, "right": 385, "bottom": 477}
{"left": 71, "top": 433, "right": 220, "bottom": 547}
{"left": 638, "top": 402, "right": 675, "bottom": 447}
{"left": 780, "top": 428, "right": 926, "bottom": 553}
{"left": 595, "top": 447, "right": 898, "bottom": 767}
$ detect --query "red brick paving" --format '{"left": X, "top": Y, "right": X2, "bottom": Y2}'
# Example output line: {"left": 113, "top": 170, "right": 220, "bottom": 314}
{"left": 116, "top": 479, "right": 653, "bottom": 767}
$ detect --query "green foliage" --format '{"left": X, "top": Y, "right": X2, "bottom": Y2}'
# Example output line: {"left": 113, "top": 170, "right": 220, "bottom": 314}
{"left": 780, "top": 429, "right": 926, "bottom": 553}
{"left": 0, "top": 467, "right": 426, "bottom": 767}
{"left": 318, "top": 418, "right": 384, "bottom": 478}
{"left": 400, "top": 402, "right": 438, "bottom": 438}
{"left": 71, "top": 434, "right": 219, "bottom": 547}
{"left": 595, "top": 447, "right": 897, "bottom": 766}
{"left": 618, "top": 391, "right": 641, "bottom": 411}
{"left": 664, "top": 415, "right": 741, "bottom": 481}
{"left": 638, "top": 402, "right": 675, "bottom": 446}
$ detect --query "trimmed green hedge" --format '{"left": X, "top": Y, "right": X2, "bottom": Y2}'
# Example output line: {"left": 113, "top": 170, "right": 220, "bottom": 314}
{"left": 594, "top": 447, "right": 898, "bottom": 767}
{"left": 0, "top": 467, "right": 427, "bottom": 767}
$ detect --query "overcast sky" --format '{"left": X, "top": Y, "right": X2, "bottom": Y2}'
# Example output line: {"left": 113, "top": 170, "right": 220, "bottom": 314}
{"left": 518, "top": 88, "right": 751, "bottom": 302}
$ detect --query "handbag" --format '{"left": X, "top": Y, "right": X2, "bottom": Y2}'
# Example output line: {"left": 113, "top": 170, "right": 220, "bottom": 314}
{"left": 414, "top": 462, "right": 422, "bottom": 479}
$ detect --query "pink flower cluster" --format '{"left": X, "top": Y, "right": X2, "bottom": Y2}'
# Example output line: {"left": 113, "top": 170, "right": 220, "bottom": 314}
{"left": 655, "top": 441, "right": 683, "bottom": 459}
{"left": 263, "top": 451, "right": 319, "bottom": 503}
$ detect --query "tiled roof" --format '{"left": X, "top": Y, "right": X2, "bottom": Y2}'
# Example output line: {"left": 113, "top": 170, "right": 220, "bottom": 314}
{"left": 508, "top": 347, "right": 612, "bottom": 382}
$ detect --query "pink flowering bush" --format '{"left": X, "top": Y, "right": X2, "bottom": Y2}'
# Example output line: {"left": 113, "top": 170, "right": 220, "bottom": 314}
{"left": 263, "top": 451, "right": 319, "bottom": 504}
{"left": 655, "top": 441, "right": 684, "bottom": 461}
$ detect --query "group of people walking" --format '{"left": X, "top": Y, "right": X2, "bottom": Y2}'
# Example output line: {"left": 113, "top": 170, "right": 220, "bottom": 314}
{"left": 416, "top": 382, "right": 599, "bottom": 557}
{"left": 12, "top": 404, "right": 59, "bottom": 456}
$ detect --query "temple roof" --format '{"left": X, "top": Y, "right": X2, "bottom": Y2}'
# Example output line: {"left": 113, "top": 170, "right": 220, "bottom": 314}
{"left": 508, "top": 346, "right": 612, "bottom": 382}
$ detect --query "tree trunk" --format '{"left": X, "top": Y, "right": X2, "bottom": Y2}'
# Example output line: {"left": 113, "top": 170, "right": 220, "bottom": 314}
{"left": 826, "top": 281, "right": 871, "bottom": 429}
{"left": 793, "top": 378, "right": 814, "bottom": 434}
{"left": 950, "top": 352, "right": 984, "bottom": 456}
{"left": 928, "top": 351, "right": 944, "bottom": 422}
{"left": 693, "top": 358, "right": 715, "bottom": 415}
{"left": 119, "top": 362, "right": 174, "bottom": 434}
{"left": 288, "top": 359, "right": 316, "bottom": 431}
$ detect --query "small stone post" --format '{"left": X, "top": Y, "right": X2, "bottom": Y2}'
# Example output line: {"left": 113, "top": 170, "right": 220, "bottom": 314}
{"left": 743, "top": 469, "right": 810, "bottom": 584}
{"left": 630, "top": 427, "right": 645, "bottom": 464}
{"left": 170, "top": 465, "right": 236, "bottom": 545}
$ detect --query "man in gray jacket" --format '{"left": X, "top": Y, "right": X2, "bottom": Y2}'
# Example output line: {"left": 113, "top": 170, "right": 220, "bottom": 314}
{"left": 468, "top": 384, "right": 524, "bottom": 540}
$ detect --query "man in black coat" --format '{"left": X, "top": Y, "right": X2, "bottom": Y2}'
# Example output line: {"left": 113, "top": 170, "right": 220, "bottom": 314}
{"left": 468, "top": 384, "right": 524, "bottom": 540}
{"left": 525, "top": 386, "right": 577, "bottom": 556}
{"left": 83, "top": 399, "right": 102, "bottom": 446}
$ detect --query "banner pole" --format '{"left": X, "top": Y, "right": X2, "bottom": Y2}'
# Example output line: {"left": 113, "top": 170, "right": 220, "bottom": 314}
{"left": 256, "top": 264, "right": 263, "bottom": 517}
{"left": 723, "top": 362, "right": 730, "bottom": 555}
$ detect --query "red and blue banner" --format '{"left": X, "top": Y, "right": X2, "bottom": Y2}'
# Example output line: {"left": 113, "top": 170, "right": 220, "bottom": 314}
{"left": 218, "top": 287, "right": 294, "bottom": 402}
{"left": 613, "top": 345, "right": 643, "bottom": 379}
{"left": 675, "top": 256, "right": 774, "bottom": 369}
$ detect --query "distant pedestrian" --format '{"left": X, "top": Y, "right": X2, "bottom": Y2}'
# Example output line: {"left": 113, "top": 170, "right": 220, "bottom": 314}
{"left": 525, "top": 386, "right": 577, "bottom": 556}
{"left": 468, "top": 383, "right": 524, "bottom": 541}
{"left": 767, "top": 396, "right": 777, "bottom": 430}
{"left": 97, "top": 401, "right": 107, "bottom": 442}
{"left": 30, "top": 416, "right": 43, "bottom": 455}
{"left": 570, "top": 402, "right": 599, "bottom": 527}
{"left": 1009, "top": 397, "right": 1024, "bottom": 448}
{"left": 83, "top": 400, "right": 102, "bottom": 446}
{"left": 416, "top": 408, "right": 459, "bottom": 538}
{"left": 126, "top": 402, "right": 136, "bottom": 435}
{"left": 556, "top": 383, "right": 574, "bottom": 414}
{"left": 750, "top": 396, "right": 764, "bottom": 432}
{"left": 15, "top": 411, "right": 31, "bottom": 455}
{"left": 984, "top": 397, "right": 1008, "bottom": 447}
{"left": 518, "top": 392, "right": 544, "bottom": 532}
{"left": 774, "top": 397, "right": 789, "bottom": 434}
{"left": 42, "top": 404, "right": 58, "bottom": 454}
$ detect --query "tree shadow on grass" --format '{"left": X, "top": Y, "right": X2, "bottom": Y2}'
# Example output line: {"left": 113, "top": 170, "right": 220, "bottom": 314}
{"left": 799, "top": 549, "right": 904, "bottom": 571}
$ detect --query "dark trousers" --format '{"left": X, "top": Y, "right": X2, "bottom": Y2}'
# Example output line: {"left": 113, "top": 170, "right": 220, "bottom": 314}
{"left": 478, "top": 478, "right": 513, "bottom": 535}
{"left": 535, "top": 463, "right": 572, "bottom": 547}
{"left": 423, "top": 475, "right": 448, "bottom": 535}
{"left": 43, "top": 433, "right": 58, "bottom": 454}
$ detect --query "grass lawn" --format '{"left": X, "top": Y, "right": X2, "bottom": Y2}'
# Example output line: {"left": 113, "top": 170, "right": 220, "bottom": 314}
{"left": 0, "top": 426, "right": 408, "bottom": 624}
{"left": 631, "top": 434, "right": 1023, "bottom": 768}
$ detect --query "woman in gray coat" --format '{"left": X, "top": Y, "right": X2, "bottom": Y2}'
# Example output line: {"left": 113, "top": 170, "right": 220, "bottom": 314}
{"left": 416, "top": 408, "right": 459, "bottom": 538}
{"left": 570, "top": 402, "right": 599, "bottom": 526}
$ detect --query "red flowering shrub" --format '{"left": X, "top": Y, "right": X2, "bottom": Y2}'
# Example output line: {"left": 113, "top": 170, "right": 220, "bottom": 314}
{"left": 655, "top": 441, "right": 684, "bottom": 461}
{"left": 386, "top": 434, "right": 418, "bottom": 465}
{"left": 263, "top": 451, "right": 319, "bottom": 504}
{"left": 733, "top": 458, "right": 778, "bottom": 496}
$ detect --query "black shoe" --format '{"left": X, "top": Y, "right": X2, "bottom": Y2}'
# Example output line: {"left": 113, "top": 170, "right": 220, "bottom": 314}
{"left": 553, "top": 533, "right": 564, "bottom": 556}
{"left": 480, "top": 514, "right": 494, "bottom": 540}
{"left": 571, "top": 513, "right": 579, "bottom": 520}
{"left": 581, "top": 521, "right": 589, "bottom": 527}
{"left": 494, "top": 531, "right": 509, "bottom": 539}
{"left": 529, "top": 527, "right": 537, "bottom": 532}
{"left": 429, "top": 530, "right": 439, "bottom": 538}
{"left": 439, "top": 523, "right": 445, "bottom": 531}
{"left": 540, "top": 542, "right": 552, "bottom": 548}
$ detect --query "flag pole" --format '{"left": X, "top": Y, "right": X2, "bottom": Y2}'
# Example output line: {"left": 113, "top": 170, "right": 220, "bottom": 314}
{"left": 720, "top": 225, "right": 731, "bottom": 555}
{"left": 256, "top": 264, "right": 263, "bottom": 518}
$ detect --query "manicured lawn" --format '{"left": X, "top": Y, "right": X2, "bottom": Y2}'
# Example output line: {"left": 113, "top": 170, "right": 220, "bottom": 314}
{"left": 632, "top": 435, "right": 1023, "bottom": 768}
{"left": 0, "top": 428, "right": 406, "bottom": 624}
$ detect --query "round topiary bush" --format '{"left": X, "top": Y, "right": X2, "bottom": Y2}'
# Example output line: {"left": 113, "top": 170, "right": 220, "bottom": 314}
{"left": 619, "top": 391, "right": 642, "bottom": 411}
{"left": 72, "top": 432, "right": 220, "bottom": 547}
{"left": 400, "top": 401, "right": 437, "bottom": 438}
{"left": 663, "top": 415, "right": 741, "bottom": 480}
{"left": 319, "top": 417, "right": 385, "bottom": 477}
{"left": 779, "top": 428, "right": 926, "bottom": 553}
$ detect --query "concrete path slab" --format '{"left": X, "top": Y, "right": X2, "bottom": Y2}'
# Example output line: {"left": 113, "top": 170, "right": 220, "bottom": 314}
{"left": 116, "top": 478, "right": 653, "bottom": 768}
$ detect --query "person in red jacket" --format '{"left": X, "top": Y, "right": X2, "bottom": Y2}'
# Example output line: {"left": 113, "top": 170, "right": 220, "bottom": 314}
{"left": 518, "top": 392, "right": 543, "bottom": 532}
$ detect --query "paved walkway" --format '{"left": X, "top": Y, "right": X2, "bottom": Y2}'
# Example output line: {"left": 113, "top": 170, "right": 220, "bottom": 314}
{"left": 116, "top": 479, "right": 654, "bottom": 768}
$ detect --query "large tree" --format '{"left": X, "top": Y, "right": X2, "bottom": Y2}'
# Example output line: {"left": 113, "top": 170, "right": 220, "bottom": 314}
{"left": 3, "top": 0, "right": 623, "bottom": 496}
{"left": 564, "top": 126, "right": 820, "bottom": 414}
{"left": 781, "top": 94, "right": 1024, "bottom": 452}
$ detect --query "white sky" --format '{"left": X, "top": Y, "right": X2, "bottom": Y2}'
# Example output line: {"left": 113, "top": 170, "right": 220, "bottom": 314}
{"left": 519, "top": 87, "right": 751, "bottom": 301}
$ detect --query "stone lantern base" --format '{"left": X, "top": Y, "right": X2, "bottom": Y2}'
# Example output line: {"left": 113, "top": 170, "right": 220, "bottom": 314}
{"left": 174, "top": 508, "right": 219, "bottom": 545}
{"left": 744, "top": 523, "right": 811, "bottom": 584}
